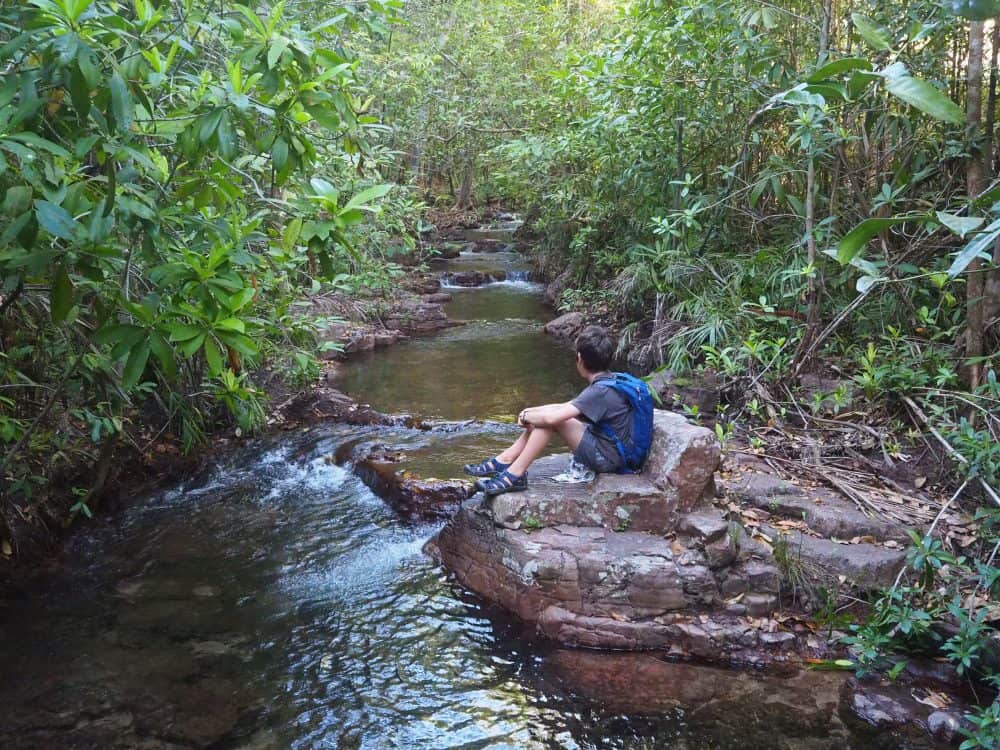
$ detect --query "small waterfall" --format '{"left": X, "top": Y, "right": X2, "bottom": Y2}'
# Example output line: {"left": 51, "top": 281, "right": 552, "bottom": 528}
{"left": 440, "top": 271, "right": 505, "bottom": 288}
{"left": 507, "top": 270, "right": 531, "bottom": 282}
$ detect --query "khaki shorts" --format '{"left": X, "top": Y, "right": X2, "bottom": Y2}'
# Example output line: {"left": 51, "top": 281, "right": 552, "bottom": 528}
{"left": 573, "top": 429, "right": 623, "bottom": 473}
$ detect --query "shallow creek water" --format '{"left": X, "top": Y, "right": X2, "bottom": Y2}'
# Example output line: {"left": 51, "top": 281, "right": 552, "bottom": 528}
{"left": 0, "top": 252, "right": 932, "bottom": 748}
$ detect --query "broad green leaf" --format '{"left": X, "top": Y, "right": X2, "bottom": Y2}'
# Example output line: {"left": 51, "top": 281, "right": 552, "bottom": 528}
{"left": 233, "top": 4, "right": 267, "bottom": 35}
{"left": 109, "top": 72, "right": 133, "bottom": 133}
{"left": 885, "top": 71, "right": 964, "bottom": 124}
{"left": 342, "top": 183, "right": 393, "bottom": 212}
{"left": 821, "top": 246, "right": 879, "bottom": 277}
{"left": 305, "top": 103, "right": 342, "bottom": 132}
{"left": 167, "top": 323, "right": 203, "bottom": 342}
{"left": 177, "top": 332, "right": 206, "bottom": 357}
{"left": 122, "top": 340, "right": 150, "bottom": 390}
{"left": 837, "top": 216, "right": 923, "bottom": 263}
{"left": 93, "top": 323, "right": 144, "bottom": 347}
{"left": 109, "top": 325, "right": 147, "bottom": 360}
{"left": 227, "top": 287, "right": 255, "bottom": 311}
{"left": 337, "top": 208, "right": 364, "bottom": 225}
{"left": 199, "top": 109, "right": 223, "bottom": 143}
{"left": 5, "top": 133, "right": 71, "bottom": 158}
{"left": 148, "top": 331, "right": 176, "bottom": 378}
{"left": 203, "top": 336, "right": 223, "bottom": 375}
{"left": 282, "top": 217, "right": 302, "bottom": 252}
{"left": 3, "top": 186, "right": 32, "bottom": 215}
{"left": 805, "top": 83, "right": 847, "bottom": 102}
{"left": 69, "top": 64, "right": 91, "bottom": 119}
{"left": 50, "top": 266, "right": 73, "bottom": 322}
{"left": 67, "top": 0, "right": 95, "bottom": 23}
{"left": 936, "top": 211, "right": 985, "bottom": 239}
{"left": 216, "top": 330, "right": 257, "bottom": 356}
{"left": 972, "top": 179, "right": 1000, "bottom": 209}
{"left": 807, "top": 58, "right": 873, "bottom": 83}
{"left": 216, "top": 112, "right": 237, "bottom": 160}
{"left": 214, "top": 317, "right": 245, "bottom": 333}
{"left": 34, "top": 200, "right": 78, "bottom": 240}
{"left": 272, "top": 137, "right": 289, "bottom": 170}
{"left": 851, "top": 13, "right": 892, "bottom": 51}
{"left": 309, "top": 177, "right": 338, "bottom": 199}
{"left": 268, "top": 37, "right": 290, "bottom": 68}
{"left": 948, "top": 217, "right": 1000, "bottom": 277}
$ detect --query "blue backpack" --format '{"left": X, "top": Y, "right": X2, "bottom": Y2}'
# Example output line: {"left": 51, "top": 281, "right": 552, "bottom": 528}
{"left": 593, "top": 372, "right": 655, "bottom": 474}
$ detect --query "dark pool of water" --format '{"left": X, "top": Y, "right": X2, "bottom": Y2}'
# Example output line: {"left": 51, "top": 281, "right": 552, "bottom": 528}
{"left": 334, "top": 278, "right": 578, "bottom": 424}
{"left": 0, "top": 251, "right": 935, "bottom": 749}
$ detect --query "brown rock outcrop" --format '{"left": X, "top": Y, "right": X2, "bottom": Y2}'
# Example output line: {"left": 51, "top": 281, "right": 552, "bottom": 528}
{"left": 433, "top": 411, "right": 806, "bottom": 660}
{"left": 542, "top": 311, "right": 585, "bottom": 342}
{"left": 334, "top": 440, "right": 474, "bottom": 519}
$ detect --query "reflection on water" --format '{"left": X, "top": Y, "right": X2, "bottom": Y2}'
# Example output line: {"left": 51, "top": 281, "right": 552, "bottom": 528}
{"left": 0, "top": 252, "right": 936, "bottom": 749}
{"left": 335, "top": 322, "right": 579, "bottom": 423}
{"left": 0, "top": 429, "right": 874, "bottom": 749}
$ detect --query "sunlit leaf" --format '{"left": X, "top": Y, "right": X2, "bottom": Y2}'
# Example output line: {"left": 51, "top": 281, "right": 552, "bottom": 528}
{"left": 851, "top": 13, "right": 892, "bottom": 51}
{"left": 837, "top": 216, "right": 923, "bottom": 263}
{"left": 203, "top": 335, "right": 223, "bottom": 375}
{"left": 35, "top": 200, "right": 77, "bottom": 240}
{"left": 948, "top": 217, "right": 1000, "bottom": 277}
{"left": 807, "top": 57, "right": 873, "bottom": 83}
{"left": 936, "top": 211, "right": 985, "bottom": 239}
{"left": 884, "top": 70, "right": 964, "bottom": 124}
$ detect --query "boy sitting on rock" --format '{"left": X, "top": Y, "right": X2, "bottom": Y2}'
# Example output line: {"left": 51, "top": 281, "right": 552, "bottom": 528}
{"left": 464, "top": 325, "right": 638, "bottom": 496}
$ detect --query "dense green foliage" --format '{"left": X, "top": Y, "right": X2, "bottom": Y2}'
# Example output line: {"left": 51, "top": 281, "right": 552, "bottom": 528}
{"left": 2, "top": 0, "right": 999, "bottom": 741}
{"left": 0, "top": 0, "right": 416, "bottom": 526}
{"left": 372, "top": 1, "right": 1000, "bottom": 742}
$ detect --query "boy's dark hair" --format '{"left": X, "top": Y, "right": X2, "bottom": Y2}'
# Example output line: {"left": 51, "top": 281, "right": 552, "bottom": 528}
{"left": 575, "top": 325, "right": 614, "bottom": 372}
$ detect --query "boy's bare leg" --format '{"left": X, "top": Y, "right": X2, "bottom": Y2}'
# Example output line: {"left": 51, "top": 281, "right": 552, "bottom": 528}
{"left": 507, "top": 418, "right": 587, "bottom": 476}
{"left": 496, "top": 427, "right": 533, "bottom": 464}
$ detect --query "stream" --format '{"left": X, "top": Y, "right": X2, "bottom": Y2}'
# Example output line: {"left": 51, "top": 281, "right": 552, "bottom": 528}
{"left": 0, "top": 248, "right": 930, "bottom": 748}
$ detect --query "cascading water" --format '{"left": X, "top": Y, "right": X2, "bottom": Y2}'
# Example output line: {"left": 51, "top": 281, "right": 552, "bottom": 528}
{"left": 0, "top": 238, "right": 930, "bottom": 749}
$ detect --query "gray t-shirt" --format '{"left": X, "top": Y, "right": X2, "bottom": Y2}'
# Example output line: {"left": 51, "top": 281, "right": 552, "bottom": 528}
{"left": 572, "top": 374, "right": 632, "bottom": 465}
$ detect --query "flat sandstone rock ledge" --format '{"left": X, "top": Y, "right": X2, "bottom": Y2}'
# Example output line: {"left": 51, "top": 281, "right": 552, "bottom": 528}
{"left": 489, "top": 411, "right": 721, "bottom": 534}
{"left": 432, "top": 502, "right": 810, "bottom": 663}
{"left": 431, "top": 409, "right": 911, "bottom": 661}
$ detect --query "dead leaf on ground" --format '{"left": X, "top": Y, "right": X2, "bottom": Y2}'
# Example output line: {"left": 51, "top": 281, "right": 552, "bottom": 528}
{"left": 912, "top": 689, "right": 952, "bottom": 709}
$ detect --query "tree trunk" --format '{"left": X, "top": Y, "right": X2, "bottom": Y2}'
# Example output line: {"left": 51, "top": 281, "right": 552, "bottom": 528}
{"left": 966, "top": 21, "right": 986, "bottom": 389}
{"left": 819, "top": 0, "right": 833, "bottom": 61}
{"left": 792, "top": 4, "right": 832, "bottom": 372}
{"left": 987, "top": 22, "right": 1000, "bottom": 344}
{"left": 455, "top": 162, "right": 474, "bottom": 210}
{"left": 795, "top": 156, "right": 820, "bottom": 367}
{"left": 984, "top": 21, "right": 999, "bottom": 171}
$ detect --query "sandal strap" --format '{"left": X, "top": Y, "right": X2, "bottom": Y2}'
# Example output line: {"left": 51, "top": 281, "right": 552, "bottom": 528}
{"left": 483, "top": 469, "right": 523, "bottom": 491}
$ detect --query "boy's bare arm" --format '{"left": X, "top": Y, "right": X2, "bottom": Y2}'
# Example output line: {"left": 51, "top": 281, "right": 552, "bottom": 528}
{"left": 518, "top": 402, "right": 580, "bottom": 428}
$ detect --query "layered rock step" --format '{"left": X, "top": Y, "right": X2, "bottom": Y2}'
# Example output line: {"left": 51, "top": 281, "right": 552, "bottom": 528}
{"left": 723, "top": 470, "right": 911, "bottom": 590}
{"left": 431, "top": 410, "right": 919, "bottom": 661}
{"left": 432, "top": 411, "right": 810, "bottom": 662}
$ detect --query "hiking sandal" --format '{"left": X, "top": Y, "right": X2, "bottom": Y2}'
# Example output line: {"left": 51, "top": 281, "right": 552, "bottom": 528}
{"left": 477, "top": 469, "right": 528, "bottom": 496}
{"left": 463, "top": 457, "right": 510, "bottom": 478}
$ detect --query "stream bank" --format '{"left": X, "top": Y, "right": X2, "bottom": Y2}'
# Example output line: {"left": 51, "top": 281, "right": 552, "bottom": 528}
{"left": 0, "top": 212, "right": 975, "bottom": 748}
